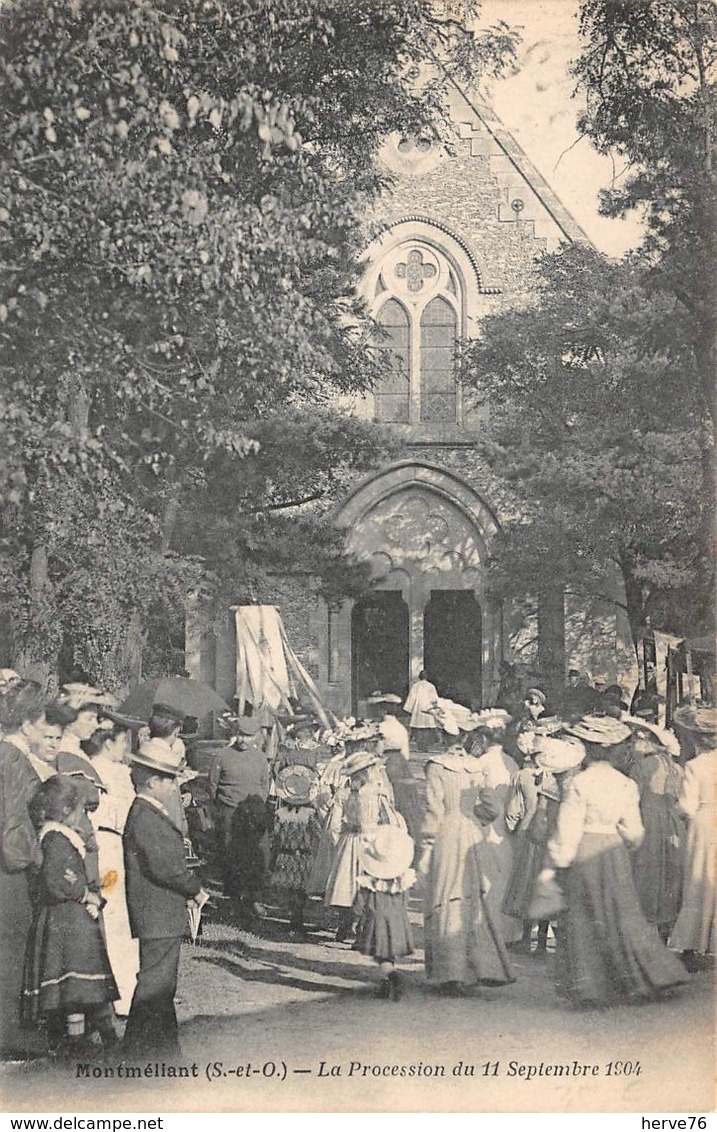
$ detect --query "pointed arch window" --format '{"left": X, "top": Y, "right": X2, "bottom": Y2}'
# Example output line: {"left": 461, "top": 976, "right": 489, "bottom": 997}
{"left": 374, "top": 298, "right": 410, "bottom": 423}
{"left": 420, "top": 296, "right": 457, "bottom": 422}
{"left": 370, "top": 240, "right": 461, "bottom": 425}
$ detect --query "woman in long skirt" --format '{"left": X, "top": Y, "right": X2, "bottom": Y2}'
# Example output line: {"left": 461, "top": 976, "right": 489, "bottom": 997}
{"left": 419, "top": 721, "right": 514, "bottom": 993}
{"left": 503, "top": 737, "right": 584, "bottom": 954}
{"left": 669, "top": 706, "right": 716, "bottom": 968}
{"left": 377, "top": 703, "right": 423, "bottom": 843}
{"left": 324, "top": 750, "right": 401, "bottom": 942}
{"left": 464, "top": 712, "right": 521, "bottom": 945}
{"left": 0, "top": 680, "right": 55, "bottom": 1057}
{"left": 545, "top": 716, "right": 689, "bottom": 1007}
{"left": 621, "top": 728, "right": 684, "bottom": 942}
{"left": 83, "top": 724, "right": 139, "bottom": 1016}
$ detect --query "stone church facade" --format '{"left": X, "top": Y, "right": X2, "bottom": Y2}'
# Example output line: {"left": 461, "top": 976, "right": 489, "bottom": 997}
{"left": 187, "top": 84, "right": 636, "bottom": 715}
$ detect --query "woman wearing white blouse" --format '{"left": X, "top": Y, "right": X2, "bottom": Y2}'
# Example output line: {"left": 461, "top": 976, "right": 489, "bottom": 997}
{"left": 83, "top": 725, "right": 140, "bottom": 1017}
{"left": 669, "top": 706, "right": 716, "bottom": 966}
{"left": 543, "top": 716, "right": 689, "bottom": 1007}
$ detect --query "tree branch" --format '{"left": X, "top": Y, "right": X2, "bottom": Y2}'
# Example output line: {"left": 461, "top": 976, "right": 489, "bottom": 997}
{"left": 237, "top": 491, "right": 326, "bottom": 516}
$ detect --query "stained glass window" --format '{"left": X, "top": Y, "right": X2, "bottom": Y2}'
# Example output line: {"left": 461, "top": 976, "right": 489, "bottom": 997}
{"left": 420, "top": 297, "right": 457, "bottom": 422}
{"left": 373, "top": 298, "right": 410, "bottom": 423}
{"left": 371, "top": 241, "right": 461, "bottom": 425}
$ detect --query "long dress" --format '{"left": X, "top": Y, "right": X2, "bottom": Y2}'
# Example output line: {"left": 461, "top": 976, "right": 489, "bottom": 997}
{"left": 324, "top": 780, "right": 402, "bottom": 909}
{"left": 307, "top": 781, "right": 344, "bottom": 897}
{"left": 669, "top": 749, "right": 716, "bottom": 955}
{"left": 502, "top": 765, "right": 561, "bottom": 920}
{"left": 0, "top": 738, "right": 41, "bottom": 1055}
{"left": 22, "top": 824, "right": 117, "bottom": 1023}
{"left": 628, "top": 750, "right": 684, "bottom": 930}
{"left": 269, "top": 806, "right": 323, "bottom": 897}
{"left": 356, "top": 869, "right": 414, "bottom": 963}
{"left": 89, "top": 754, "right": 139, "bottom": 1016}
{"left": 421, "top": 749, "right": 514, "bottom": 986}
{"left": 380, "top": 720, "right": 422, "bottom": 844}
{"left": 548, "top": 762, "right": 689, "bottom": 1005}
{"left": 471, "top": 744, "right": 521, "bottom": 944}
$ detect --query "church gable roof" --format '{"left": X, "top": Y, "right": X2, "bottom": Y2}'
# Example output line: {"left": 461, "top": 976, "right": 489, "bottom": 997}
{"left": 445, "top": 84, "right": 591, "bottom": 247}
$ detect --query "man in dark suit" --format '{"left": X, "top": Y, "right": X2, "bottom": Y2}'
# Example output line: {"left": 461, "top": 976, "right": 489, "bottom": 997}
{"left": 208, "top": 715, "right": 270, "bottom": 925}
{"left": 123, "top": 740, "right": 207, "bottom": 1058}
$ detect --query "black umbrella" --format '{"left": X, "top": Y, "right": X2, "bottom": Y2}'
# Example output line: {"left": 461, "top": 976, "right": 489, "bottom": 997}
{"left": 119, "top": 677, "right": 230, "bottom": 722}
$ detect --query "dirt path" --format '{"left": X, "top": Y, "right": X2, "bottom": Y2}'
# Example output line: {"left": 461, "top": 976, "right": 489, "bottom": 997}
{"left": 2, "top": 750, "right": 713, "bottom": 1113}
{"left": 3, "top": 900, "right": 713, "bottom": 1113}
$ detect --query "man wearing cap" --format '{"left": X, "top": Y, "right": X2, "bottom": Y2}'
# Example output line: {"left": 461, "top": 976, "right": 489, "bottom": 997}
{"left": 562, "top": 668, "right": 601, "bottom": 717}
{"left": 209, "top": 715, "right": 271, "bottom": 925}
{"left": 123, "top": 740, "right": 208, "bottom": 1057}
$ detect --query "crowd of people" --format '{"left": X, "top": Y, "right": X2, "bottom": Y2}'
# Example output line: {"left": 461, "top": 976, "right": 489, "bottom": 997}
{"left": 0, "top": 675, "right": 206, "bottom": 1062}
{"left": 0, "top": 665, "right": 714, "bottom": 1065}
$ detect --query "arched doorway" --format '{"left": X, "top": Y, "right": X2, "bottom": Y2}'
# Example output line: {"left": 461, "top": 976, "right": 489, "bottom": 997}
{"left": 321, "top": 462, "right": 502, "bottom": 716}
{"left": 424, "top": 590, "right": 482, "bottom": 708}
{"left": 351, "top": 592, "right": 409, "bottom": 712}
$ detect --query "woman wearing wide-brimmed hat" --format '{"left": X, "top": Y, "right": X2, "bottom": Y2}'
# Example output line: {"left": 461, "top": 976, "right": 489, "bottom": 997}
{"left": 419, "top": 715, "right": 514, "bottom": 993}
{"left": 268, "top": 765, "right": 323, "bottom": 936}
{"left": 355, "top": 825, "right": 415, "bottom": 1000}
{"left": 463, "top": 710, "right": 522, "bottom": 947}
{"left": 306, "top": 718, "right": 383, "bottom": 907}
{"left": 503, "top": 733, "right": 585, "bottom": 955}
{"left": 544, "top": 715, "right": 689, "bottom": 1006}
{"left": 669, "top": 706, "right": 716, "bottom": 968}
{"left": 324, "top": 750, "right": 403, "bottom": 943}
{"left": 619, "top": 725, "right": 684, "bottom": 943}
{"left": 372, "top": 696, "right": 422, "bottom": 843}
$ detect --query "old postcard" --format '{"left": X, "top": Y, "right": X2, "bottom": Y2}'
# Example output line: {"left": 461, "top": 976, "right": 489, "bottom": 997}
{"left": 0, "top": 0, "right": 714, "bottom": 1116}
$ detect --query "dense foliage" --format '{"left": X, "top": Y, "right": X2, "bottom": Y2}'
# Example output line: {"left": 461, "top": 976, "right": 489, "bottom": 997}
{"left": 461, "top": 0, "right": 716, "bottom": 645}
{"left": 574, "top": 0, "right": 717, "bottom": 428}
{"left": 0, "top": 0, "right": 517, "bottom": 687}
{"left": 461, "top": 243, "right": 707, "bottom": 642}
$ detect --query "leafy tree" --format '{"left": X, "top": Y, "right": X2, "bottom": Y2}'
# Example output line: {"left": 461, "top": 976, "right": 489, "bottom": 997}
{"left": 460, "top": 3, "right": 716, "bottom": 651}
{"left": 574, "top": 0, "right": 717, "bottom": 427}
{"left": 0, "top": 0, "right": 517, "bottom": 687}
{"left": 460, "top": 242, "right": 707, "bottom": 644}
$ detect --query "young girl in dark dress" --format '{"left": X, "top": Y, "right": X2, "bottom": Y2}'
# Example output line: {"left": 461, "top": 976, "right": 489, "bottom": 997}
{"left": 22, "top": 776, "right": 118, "bottom": 1052}
{"left": 269, "top": 765, "right": 323, "bottom": 935}
{"left": 355, "top": 824, "right": 415, "bottom": 1001}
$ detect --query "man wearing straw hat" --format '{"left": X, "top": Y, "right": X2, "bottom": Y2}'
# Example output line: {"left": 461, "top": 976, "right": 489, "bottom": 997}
{"left": 123, "top": 740, "right": 208, "bottom": 1057}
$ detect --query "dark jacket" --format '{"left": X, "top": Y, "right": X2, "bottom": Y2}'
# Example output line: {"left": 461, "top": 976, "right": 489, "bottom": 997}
{"left": 208, "top": 743, "right": 270, "bottom": 810}
{"left": 123, "top": 796, "right": 201, "bottom": 940}
{"left": 0, "top": 740, "right": 40, "bottom": 877}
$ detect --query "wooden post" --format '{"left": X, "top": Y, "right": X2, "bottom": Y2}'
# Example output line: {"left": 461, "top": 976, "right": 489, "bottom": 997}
{"left": 685, "top": 646, "right": 696, "bottom": 704}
